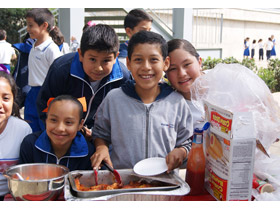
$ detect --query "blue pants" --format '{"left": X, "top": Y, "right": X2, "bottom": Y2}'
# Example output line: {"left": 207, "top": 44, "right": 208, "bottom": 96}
{"left": 3, "top": 64, "right": 10, "bottom": 71}
{"left": 24, "top": 86, "right": 45, "bottom": 132}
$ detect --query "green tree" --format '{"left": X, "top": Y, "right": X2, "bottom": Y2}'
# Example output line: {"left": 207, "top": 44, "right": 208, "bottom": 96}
{"left": 0, "top": 8, "right": 30, "bottom": 44}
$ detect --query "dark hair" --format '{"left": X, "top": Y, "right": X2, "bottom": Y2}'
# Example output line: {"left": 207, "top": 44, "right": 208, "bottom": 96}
{"left": 127, "top": 30, "right": 167, "bottom": 60}
{"left": 167, "top": 39, "right": 199, "bottom": 61}
{"left": 258, "top": 39, "right": 262, "bottom": 42}
{"left": 244, "top": 37, "right": 250, "bottom": 44}
{"left": 0, "top": 71, "right": 21, "bottom": 118}
{"left": 26, "top": 8, "right": 62, "bottom": 44}
{"left": 0, "top": 29, "right": 7, "bottom": 40}
{"left": 26, "top": 8, "right": 54, "bottom": 32}
{"left": 124, "top": 9, "right": 153, "bottom": 30}
{"left": 47, "top": 95, "right": 83, "bottom": 123}
{"left": 50, "top": 26, "right": 64, "bottom": 46}
{"left": 253, "top": 39, "right": 256, "bottom": 44}
{"left": 80, "top": 24, "right": 119, "bottom": 57}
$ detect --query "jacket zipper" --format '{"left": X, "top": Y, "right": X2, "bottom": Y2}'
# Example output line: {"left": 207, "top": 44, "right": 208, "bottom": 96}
{"left": 35, "top": 145, "right": 87, "bottom": 165}
{"left": 72, "top": 75, "right": 123, "bottom": 124}
{"left": 145, "top": 104, "right": 153, "bottom": 158}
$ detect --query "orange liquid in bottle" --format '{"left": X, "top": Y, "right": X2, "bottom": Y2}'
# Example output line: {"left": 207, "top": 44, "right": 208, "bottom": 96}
{"left": 185, "top": 128, "right": 206, "bottom": 195}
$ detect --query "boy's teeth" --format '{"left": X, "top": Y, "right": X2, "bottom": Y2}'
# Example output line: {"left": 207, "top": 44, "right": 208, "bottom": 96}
{"left": 141, "top": 75, "right": 152, "bottom": 78}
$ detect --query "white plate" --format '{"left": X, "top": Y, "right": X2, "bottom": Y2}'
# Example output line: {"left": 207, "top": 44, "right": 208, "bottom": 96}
{"left": 133, "top": 157, "right": 168, "bottom": 176}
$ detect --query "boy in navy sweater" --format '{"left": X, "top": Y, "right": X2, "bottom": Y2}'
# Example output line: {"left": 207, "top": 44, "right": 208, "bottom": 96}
{"left": 118, "top": 9, "right": 153, "bottom": 66}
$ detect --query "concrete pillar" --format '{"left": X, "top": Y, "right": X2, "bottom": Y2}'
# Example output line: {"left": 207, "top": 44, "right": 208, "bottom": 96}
{"left": 58, "top": 8, "right": 84, "bottom": 45}
{"left": 172, "top": 8, "right": 193, "bottom": 42}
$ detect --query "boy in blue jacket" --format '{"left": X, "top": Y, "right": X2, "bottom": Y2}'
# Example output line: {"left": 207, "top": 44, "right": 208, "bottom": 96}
{"left": 91, "top": 31, "right": 193, "bottom": 171}
{"left": 36, "top": 24, "right": 131, "bottom": 136}
{"left": 19, "top": 95, "right": 95, "bottom": 171}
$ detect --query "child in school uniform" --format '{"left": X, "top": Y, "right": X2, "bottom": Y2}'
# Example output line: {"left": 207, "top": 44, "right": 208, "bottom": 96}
{"left": 118, "top": 9, "right": 153, "bottom": 66}
{"left": 19, "top": 95, "right": 95, "bottom": 171}
{"left": 0, "top": 29, "right": 17, "bottom": 71}
{"left": 36, "top": 24, "right": 131, "bottom": 138}
{"left": 258, "top": 39, "right": 264, "bottom": 61}
{"left": 25, "top": 8, "right": 62, "bottom": 132}
{"left": 0, "top": 71, "right": 32, "bottom": 200}
{"left": 91, "top": 31, "right": 193, "bottom": 172}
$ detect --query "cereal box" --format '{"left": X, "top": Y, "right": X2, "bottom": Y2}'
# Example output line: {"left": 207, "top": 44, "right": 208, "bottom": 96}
{"left": 203, "top": 100, "right": 256, "bottom": 201}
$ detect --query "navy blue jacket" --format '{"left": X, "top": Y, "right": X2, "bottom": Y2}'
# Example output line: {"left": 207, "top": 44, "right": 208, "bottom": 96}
{"left": 19, "top": 131, "right": 95, "bottom": 171}
{"left": 118, "top": 41, "right": 129, "bottom": 58}
{"left": 12, "top": 38, "right": 35, "bottom": 108}
{"left": 36, "top": 52, "right": 131, "bottom": 128}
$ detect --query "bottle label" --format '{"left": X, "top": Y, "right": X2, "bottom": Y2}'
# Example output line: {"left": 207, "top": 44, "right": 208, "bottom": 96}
{"left": 193, "top": 134, "right": 203, "bottom": 144}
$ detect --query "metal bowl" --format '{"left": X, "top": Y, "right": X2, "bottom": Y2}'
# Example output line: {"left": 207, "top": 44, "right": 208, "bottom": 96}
{"left": 3, "top": 163, "right": 69, "bottom": 201}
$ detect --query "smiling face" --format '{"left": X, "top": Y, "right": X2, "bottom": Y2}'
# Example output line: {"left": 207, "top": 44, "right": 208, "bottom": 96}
{"left": 26, "top": 17, "right": 48, "bottom": 42}
{"left": 127, "top": 43, "right": 169, "bottom": 97}
{"left": 0, "top": 78, "right": 13, "bottom": 133}
{"left": 78, "top": 49, "right": 117, "bottom": 82}
{"left": 46, "top": 100, "right": 83, "bottom": 157}
{"left": 166, "top": 48, "right": 202, "bottom": 100}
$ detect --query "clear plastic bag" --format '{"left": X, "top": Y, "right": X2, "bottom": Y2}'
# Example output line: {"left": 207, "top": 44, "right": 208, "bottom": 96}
{"left": 190, "top": 63, "right": 280, "bottom": 157}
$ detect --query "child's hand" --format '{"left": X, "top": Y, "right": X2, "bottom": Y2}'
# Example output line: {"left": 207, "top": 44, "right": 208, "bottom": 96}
{"left": 165, "top": 147, "right": 187, "bottom": 173}
{"left": 81, "top": 126, "right": 92, "bottom": 141}
{"left": 90, "top": 138, "right": 112, "bottom": 170}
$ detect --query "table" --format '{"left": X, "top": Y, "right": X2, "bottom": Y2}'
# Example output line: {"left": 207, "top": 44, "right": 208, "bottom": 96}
{"left": 4, "top": 169, "right": 216, "bottom": 201}
{"left": 4, "top": 190, "right": 216, "bottom": 201}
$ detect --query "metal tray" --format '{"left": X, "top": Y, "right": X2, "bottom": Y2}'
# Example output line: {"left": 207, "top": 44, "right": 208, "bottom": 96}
{"left": 68, "top": 169, "right": 181, "bottom": 198}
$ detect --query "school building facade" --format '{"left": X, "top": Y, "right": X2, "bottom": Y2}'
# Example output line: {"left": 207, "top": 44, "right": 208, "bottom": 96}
{"left": 56, "top": 8, "right": 280, "bottom": 61}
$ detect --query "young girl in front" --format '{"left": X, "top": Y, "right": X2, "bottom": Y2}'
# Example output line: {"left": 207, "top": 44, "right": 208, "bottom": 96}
{"left": 165, "top": 39, "right": 205, "bottom": 129}
{"left": 0, "top": 71, "right": 32, "bottom": 200}
{"left": 19, "top": 95, "right": 95, "bottom": 171}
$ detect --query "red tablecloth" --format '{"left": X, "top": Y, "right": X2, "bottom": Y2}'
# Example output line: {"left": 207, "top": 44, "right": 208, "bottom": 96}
{"left": 4, "top": 191, "right": 215, "bottom": 201}
{"left": 4, "top": 192, "right": 65, "bottom": 201}
{"left": 180, "top": 189, "right": 216, "bottom": 201}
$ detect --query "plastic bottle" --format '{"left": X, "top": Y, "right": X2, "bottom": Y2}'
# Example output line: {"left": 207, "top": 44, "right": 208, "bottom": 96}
{"left": 252, "top": 174, "right": 274, "bottom": 194}
{"left": 185, "top": 128, "right": 206, "bottom": 195}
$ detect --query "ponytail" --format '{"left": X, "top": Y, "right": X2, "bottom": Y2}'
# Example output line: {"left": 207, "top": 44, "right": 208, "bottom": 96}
{"left": 49, "top": 26, "right": 65, "bottom": 46}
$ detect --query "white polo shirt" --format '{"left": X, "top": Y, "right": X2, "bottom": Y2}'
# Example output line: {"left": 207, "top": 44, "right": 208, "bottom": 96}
{"left": 0, "top": 40, "right": 16, "bottom": 64}
{"left": 28, "top": 37, "right": 62, "bottom": 86}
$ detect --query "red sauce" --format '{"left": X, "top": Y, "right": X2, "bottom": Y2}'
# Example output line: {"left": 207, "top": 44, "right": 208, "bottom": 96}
{"left": 186, "top": 169, "right": 205, "bottom": 195}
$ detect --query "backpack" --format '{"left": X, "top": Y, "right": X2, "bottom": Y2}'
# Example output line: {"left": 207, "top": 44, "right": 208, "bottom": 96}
{"left": 12, "top": 38, "right": 35, "bottom": 108}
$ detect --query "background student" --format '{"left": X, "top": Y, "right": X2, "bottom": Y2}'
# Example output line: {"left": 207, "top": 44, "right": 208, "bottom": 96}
{"left": 118, "top": 9, "right": 153, "bottom": 66}
{"left": 0, "top": 29, "right": 17, "bottom": 72}
{"left": 258, "top": 39, "right": 264, "bottom": 61}
{"left": 24, "top": 8, "right": 62, "bottom": 132}
{"left": 91, "top": 31, "right": 193, "bottom": 172}
{"left": 243, "top": 37, "right": 250, "bottom": 59}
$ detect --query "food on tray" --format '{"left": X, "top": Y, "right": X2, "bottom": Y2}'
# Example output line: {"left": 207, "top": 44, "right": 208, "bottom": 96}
{"left": 74, "top": 177, "right": 159, "bottom": 191}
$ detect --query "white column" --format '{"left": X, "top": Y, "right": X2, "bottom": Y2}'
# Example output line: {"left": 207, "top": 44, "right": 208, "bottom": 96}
{"left": 58, "top": 8, "right": 84, "bottom": 45}
{"left": 172, "top": 8, "right": 193, "bottom": 42}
